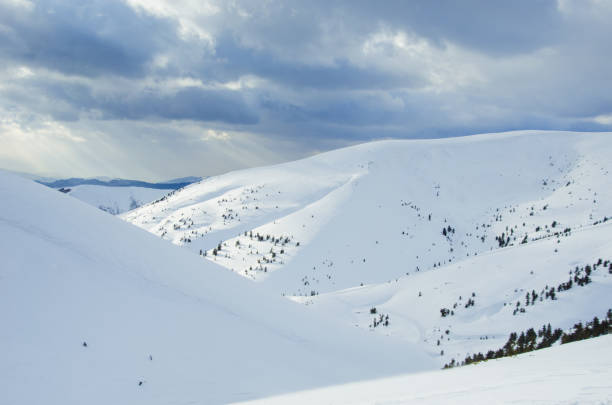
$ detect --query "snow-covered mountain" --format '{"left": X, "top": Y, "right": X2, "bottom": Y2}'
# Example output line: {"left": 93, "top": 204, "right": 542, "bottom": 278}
{"left": 122, "top": 130, "right": 612, "bottom": 368}
{"left": 60, "top": 185, "right": 174, "bottom": 215}
{"left": 37, "top": 176, "right": 201, "bottom": 189}
{"left": 5, "top": 131, "right": 611, "bottom": 404}
{"left": 0, "top": 170, "right": 433, "bottom": 405}
{"left": 124, "top": 131, "right": 612, "bottom": 290}
{"left": 33, "top": 177, "right": 202, "bottom": 215}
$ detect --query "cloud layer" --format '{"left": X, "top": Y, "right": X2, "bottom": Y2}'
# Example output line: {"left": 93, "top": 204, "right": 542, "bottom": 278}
{"left": 1, "top": 0, "right": 611, "bottom": 179}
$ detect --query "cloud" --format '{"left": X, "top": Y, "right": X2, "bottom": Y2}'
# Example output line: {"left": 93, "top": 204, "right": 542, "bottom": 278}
{"left": 0, "top": 66, "right": 259, "bottom": 125}
{"left": 0, "top": 0, "right": 611, "bottom": 179}
{"left": 591, "top": 114, "right": 612, "bottom": 126}
{"left": 212, "top": 34, "right": 426, "bottom": 91}
{"left": 0, "top": 0, "right": 177, "bottom": 77}
{"left": 349, "top": 0, "right": 563, "bottom": 55}
{"left": 97, "top": 86, "right": 260, "bottom": 124}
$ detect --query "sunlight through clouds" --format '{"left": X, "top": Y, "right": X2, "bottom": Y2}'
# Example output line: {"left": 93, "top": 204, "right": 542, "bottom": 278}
{"left": 0, "top": 0, "right": 611, "bottom": 179}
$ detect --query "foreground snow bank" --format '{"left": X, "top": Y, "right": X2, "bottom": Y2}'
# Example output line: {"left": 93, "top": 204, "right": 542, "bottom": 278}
{"left": 237, "top": 334, "right": 612, "bottom": 405}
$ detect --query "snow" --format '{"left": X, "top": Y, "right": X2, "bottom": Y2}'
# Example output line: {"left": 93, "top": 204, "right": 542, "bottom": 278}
{"left": 4, "top": 130, "right": 612, "bottom": 403}
{"left": 236, "top": 334, "right": 612, "bottom": 405}
{"left": 123, "top": 130, "right": 612, "bottom": 373}
{"left": 124, "top": 131, "right": 612, "bottom": 293}
{"left": 292, "top": 218, "right": 612, "bottom": 367}
{"left": 63, "top": 185, "right": 174, "bottom": 215}
{"left": 0, "top": 170, "right": 434, "bottom": 405}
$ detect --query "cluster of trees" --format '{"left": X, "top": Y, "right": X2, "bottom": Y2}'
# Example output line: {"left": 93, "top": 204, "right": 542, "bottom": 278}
{"left": 371, "top": 313, "right": 390, "bottom": 328}
{"left": 369, "top": 307, "right": 390, "bottom": 328}
{"left": 151, "top": 189, "right": 178, "bottom": 204}
{"left": 495, "top": 232, "right": 512, "bottom": 248}
{"left": 528, "top": 224, "right": 572, "bottom": 244}
{"left": 204, "top": 230, "right": 299, "bottom": 276}
{"left": 592, "top": 216, "right": 609, "bottom": 226}
{"left": 444, "top": 309, "right": 612, "bottom": 369}
{"left": 221, "top": 208, "right": 238, "bottom": 221}
{"left": 440, "top": 293, "right": 477, "bottom": 317}
{"left": 442, "top": 226, "right": 456, "bottom": 237}
{"left": 244, "top": 231, "right": 294, "bottom": 247}
{"left": 512, "top": 258, "right": 610, "bottom": 316}
{"left": 211, "top": 243, "right": 223, "bottom": 256}
{"left": 240, "top": 233, "right": 297, "bottom": 274}
{"left": 173, "top": 217, "right": 195, "bottom": 230}
{"left": 508, "top": 220, "right": 573, "bottom": 247}
{"left": 561, "top": 311, "right": 612, "bottom": 343}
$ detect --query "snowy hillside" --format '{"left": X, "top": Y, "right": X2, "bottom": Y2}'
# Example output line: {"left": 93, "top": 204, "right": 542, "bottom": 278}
{"left": 122, "top": 130, "right": 612, "bottom": 369}
{"left": 4, "top": 130, "right": 612, "bottom": 404}
{"left": 292, "top": 217, "right": 612, "bottom": 368}
{"left": 31, "top": 176, "right": 202, "bottom": 215}
{"left": 0, "top": 171, "right": 434, "bottom": 405}
{"left": 62, "top": 185, "right": 174, "bottom": 215}
{"left": 237, "top": 334, "right": 612, "bottom": 405}
{"left": 123, "top": 131, "right": 612, "bottom": 295}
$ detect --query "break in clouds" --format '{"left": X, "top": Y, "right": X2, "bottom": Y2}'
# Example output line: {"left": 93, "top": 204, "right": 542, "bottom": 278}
{"left": 0, "top": 0, "right": 611, "bottom": 180}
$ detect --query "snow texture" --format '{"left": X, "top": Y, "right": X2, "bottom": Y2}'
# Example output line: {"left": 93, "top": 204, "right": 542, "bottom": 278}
{"left": 4, "top": 130, "right": 612, "bottom": 404}
{"left": 237, "top": 334, "right": 612, "bottom": 405}
{"left": 124, "top": 131, "right": 612, "bottom": 361}
{"left": 0, "top": 170, "right": 433, "bottom": 405}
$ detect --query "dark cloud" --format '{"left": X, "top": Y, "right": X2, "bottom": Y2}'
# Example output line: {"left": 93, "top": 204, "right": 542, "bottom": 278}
{"left": 348, "top": 0, "right": 563, "bottom": 55}
{"left": 0, "top": 0, "right": 611, "bottom": 179}
{"left": 208, "top": 0, "right": 563, "bottom": 63}
{"left": 0, "top": 0, "right": 177, "bottom": 77}
{"left": 213, "top": 34, "right": 425, "bottom": 90}
{"left": 5, "top": 79, "right": 258, "bottom": 125}
{"left": 107, "top": 87, "right": 259, "bottom": 124}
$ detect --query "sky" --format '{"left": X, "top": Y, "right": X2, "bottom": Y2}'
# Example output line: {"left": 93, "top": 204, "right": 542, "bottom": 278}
{"left": 0, "top": 0, "right": 611, "bottom": 181}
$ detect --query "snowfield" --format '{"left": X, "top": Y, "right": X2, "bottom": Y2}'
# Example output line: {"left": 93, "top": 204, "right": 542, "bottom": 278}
{"left": 0, "top": 170, "right": 434, "bottom": 405}
{"left": 124, "top": 131, "right": 612, "bottom": 364}
{"left": 292, "top": 218, "right": 612, "bottom": 368}
{"left": 124, "top": 131, "right": 612, "bottom": 292}
{"left": 236, "top": 334, "right": 612, "bottom": 405}
{"left": 3, "top": 130, "right": 612, "bottom": 404}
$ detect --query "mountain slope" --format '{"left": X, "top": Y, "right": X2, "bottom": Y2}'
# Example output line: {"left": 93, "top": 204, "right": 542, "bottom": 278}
{"left": 32, "top": 176, "right": 202, "bottom": 215}
{"left": 37, "top": 177, "right": 200, "bottom": 190}
{"left": 62, "top": 184, "right": 174, "bottom": 214}
{"left": 123, "top": 131, "right": 612, "bottom": 297}
{"left": 292, "top": 217, "right": 612, "bottom": 367}
{"left": 0, "top": 171, "right": 434, "bottom": 405}
{"left": 237, "top": 334, "right": 612, "bottom": 405}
